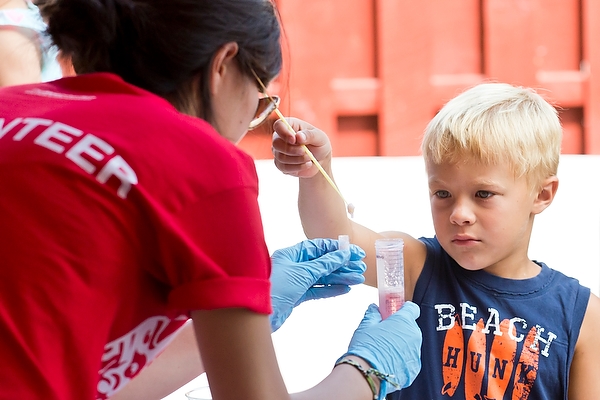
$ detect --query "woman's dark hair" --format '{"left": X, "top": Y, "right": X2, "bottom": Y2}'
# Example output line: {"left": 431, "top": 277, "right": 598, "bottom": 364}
{"left": 40, "top": 0, "right": 282, "bottom": 117}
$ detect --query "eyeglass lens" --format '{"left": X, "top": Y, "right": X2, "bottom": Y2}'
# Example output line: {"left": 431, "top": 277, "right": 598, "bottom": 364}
{"left": 249, "top": 95, "right": 280, "bottom": 130}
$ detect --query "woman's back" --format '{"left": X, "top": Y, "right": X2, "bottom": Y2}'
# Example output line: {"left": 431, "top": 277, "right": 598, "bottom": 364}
{"left": 0, "top": 72, "right": 270, "bottom": 398}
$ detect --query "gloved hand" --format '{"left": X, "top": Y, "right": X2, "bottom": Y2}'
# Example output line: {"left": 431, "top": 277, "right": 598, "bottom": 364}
{"left": 269, "top": 238, "right": 366, "bottom": 332}
{"left": 340, "top": 302, "right": 422, "bottom": 399}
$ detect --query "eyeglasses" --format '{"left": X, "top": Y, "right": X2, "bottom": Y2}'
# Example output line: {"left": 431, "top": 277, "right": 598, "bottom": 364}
{"left": 248, "top": 69, "right": 281, "bottom": 130}
{"left": 248, "top": 94, "right": 280, "bottom": 130}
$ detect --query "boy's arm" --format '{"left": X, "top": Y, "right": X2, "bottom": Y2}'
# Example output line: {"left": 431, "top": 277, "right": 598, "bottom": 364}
{"left": 271, "top": 117, "right": 349, "bottom": 238}
{"left": 568, "top": 292, "right": 600, "bottom": 399}
{"left": 272, "top": 118, "right": 426, "bottom": 292}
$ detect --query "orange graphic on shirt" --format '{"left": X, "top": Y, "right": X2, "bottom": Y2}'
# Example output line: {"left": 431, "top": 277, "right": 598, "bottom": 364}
{"left": 440, "top": 320, "right": 539, "bottom": 399}
{"left": 441, "top": 313, "right": 464, "bottom": 396}
{"left": 486, "top": 319, "right": 518, "bottom": 399}
{"left": 464, "top": 319, "right": 486, "bottom": 399}
{"left": 512, "top": 326, "right": 539, "bottom": 399}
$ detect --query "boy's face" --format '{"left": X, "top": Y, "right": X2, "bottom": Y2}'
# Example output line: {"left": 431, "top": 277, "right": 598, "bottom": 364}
{"left": 426, "top": 159, "right": 540, "bottom": 278}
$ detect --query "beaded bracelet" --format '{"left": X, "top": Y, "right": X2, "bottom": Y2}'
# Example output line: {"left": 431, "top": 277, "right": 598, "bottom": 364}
{"left": 334, "top": 358, "right": 399, "bottom": 400}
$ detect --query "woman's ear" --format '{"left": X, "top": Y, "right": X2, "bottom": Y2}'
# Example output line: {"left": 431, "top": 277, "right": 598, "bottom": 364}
{"left": 532, "top": 176, "right": 559, "bottom": 215}
{"left": 208, "top": 42, "right": 239, "bottom": 97}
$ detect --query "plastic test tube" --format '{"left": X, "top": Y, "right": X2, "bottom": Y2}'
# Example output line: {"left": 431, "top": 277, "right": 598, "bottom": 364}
{"left": 375, "top": 238, "right": 405, "bottom": 319}
{"left": 338, "top": 235, "right": 350, "bottom": 265}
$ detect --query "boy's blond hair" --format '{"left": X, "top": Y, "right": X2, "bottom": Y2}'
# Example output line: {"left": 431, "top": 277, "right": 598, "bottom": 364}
{"left": 421, "top": 82, "right": 562, "bottom": 189}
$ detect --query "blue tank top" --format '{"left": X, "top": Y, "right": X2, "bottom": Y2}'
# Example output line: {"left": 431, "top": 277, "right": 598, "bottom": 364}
{"left": 389, "top": 237, "right": 590, "bottom": 400}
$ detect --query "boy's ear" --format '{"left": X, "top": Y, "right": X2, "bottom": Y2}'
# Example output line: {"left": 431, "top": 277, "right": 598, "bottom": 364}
{"left": 532, "top": 176, "right": 559, "bottom": 214}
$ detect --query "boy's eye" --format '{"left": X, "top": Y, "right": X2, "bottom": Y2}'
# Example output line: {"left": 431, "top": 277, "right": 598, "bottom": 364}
{"left": 434, "top": 190, "right": 451, "bottom": 199}
{"left": 476, "top": 190, "right": 494, "bottom": 199}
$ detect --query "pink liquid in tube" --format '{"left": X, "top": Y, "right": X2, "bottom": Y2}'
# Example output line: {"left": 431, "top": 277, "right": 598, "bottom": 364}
{"left": 375, "top": 238, "right": 405, "bottom": 319}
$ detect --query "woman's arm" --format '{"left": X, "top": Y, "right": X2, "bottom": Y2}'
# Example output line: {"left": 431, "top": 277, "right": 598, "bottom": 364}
{"left": 112, "top": 319, "right": 381, "bottom": 400}
{"left": 191, "top": 309, "right": 290, "bottom": 400}
{"left": 0, "top": 28, "right": 42, "bottom": 87}
{"left": 111, "top": 238, "right": 369, "bottom": 399}
{"left": 112, "top": 298, "right": 421, "bottom": 400}
{"left": 291, "top": 355, "right": 376, "bottom": 400}
{"left": 568, "top": 293, "right": 600, "bottom": 399}
{"left": 191, "top": 311, "right": 396, "bottom": 400}
{"left": 193, "top": 301, "right": 421, "bottom": 400}
{"left": 0, "top": 0, "right": 44, "bottom": 87}
{"left": 193, "top": 310, "right": 378, "bottom": 400}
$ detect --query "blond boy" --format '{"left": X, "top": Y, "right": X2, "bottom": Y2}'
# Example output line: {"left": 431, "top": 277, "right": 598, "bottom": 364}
{"left": 271, "top": 83, "right": 600, "bottom": 399}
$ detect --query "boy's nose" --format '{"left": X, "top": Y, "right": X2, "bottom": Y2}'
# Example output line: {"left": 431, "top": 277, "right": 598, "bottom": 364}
{"left": 449, "top": 200, "right": 475, "bottom": 225}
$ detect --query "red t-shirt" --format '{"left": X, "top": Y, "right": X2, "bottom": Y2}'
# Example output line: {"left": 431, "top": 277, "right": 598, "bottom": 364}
{"left": 0, "top": 73, "right": 272, "bottom": 399}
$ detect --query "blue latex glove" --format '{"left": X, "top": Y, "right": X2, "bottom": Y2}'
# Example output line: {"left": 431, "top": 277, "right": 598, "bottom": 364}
{"left": 341, "top": 302, "right": 422, "bottom": 399}
{"left": 269, "top": 238, "right": 366, "bottom": 332}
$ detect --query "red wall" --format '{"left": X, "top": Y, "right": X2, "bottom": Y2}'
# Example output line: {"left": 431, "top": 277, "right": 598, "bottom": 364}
{"left": 240, "top": 0, "right": 600, "bottom": 159}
